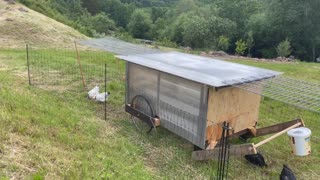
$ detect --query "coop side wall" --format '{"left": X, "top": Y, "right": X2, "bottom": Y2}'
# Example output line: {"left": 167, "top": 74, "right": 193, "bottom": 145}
{"left": 126, "top": 62, "right": 208, "bottom": 149}
{"left": 206, "top": 86, "right": 261, "bottom": 148}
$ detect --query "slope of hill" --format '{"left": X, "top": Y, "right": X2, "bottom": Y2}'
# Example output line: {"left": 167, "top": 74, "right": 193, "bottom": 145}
{"left": 0, "top": 0, "right": 87, "bottom": 48}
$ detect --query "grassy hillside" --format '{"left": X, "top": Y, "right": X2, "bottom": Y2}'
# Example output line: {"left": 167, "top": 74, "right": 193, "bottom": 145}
{"left": 0, "top": 0, "right": 87, "bottom": 48}
{"left": 0, "top": 49, "right": 208, "bottom": 179}
{"left": 0, "top": 48, "right": 319, "bottom": 179}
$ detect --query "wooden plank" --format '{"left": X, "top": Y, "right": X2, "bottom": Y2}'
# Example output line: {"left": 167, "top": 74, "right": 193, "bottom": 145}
{"left": 125, "top": 105, "right": 155, "bottom": 127}
{"left": 256, "top": 119, "right": 304, "bottom": 136}
{"left": 254, "top": 122, "right": 302, "bottom": 148}
{"left": 192, "top": 143, "right": 254, "bottom": 161}
{"left": 229, "top": 119, "right": 304, "bottom": 139}
{"left": 206, "top": 87, "right": 261, "bottom": 148}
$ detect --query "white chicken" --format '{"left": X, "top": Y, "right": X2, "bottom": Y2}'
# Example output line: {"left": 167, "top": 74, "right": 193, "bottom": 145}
{"left": 88, "top": 86, "right": 99, "bottom": 99}
{"left": 95, "top": 92, "right": 110, "bottom": 102}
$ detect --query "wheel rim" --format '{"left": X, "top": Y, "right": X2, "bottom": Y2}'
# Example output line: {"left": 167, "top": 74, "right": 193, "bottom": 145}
{"left": 130, "top": 95, "right": 155, "bottom": 134}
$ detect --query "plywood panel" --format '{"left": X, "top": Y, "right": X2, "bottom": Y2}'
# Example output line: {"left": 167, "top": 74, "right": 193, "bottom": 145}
{"left": 206, "top": 87, "right": 261, "bottom": 148}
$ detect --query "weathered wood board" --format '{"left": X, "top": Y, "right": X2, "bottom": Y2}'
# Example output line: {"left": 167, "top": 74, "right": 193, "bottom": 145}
{"left": 206, "top": 87, "right": 261, "bottom": 149}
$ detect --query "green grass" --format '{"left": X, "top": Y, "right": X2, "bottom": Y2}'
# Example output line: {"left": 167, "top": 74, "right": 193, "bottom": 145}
{"left": 228, "top": 58, "right": 320, "bottom": 82}
{"left": 0, "top": 48, "right": 319, "bottom": 179}
{"left": 0, "top": 50, "right": 151, "bottom": 179}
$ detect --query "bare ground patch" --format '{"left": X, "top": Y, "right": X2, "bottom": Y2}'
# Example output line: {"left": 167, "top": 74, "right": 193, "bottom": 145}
{"left": 0, "top": 133, "right": 36, "bottom": 179}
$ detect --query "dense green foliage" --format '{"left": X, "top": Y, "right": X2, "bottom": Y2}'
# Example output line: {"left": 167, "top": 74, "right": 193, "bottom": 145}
{"left": 277, "top": 39, "right": 292, "bottom": 58}
{"left": 18, "top": 0, "right": 320, "bottom": 61}
{"left": 235, "top": 39, "right": 247, "bottom": 55}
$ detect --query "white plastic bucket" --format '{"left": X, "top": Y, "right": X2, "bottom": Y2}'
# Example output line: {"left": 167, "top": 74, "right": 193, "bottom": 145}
{"left": 287, "top": 127, "right": 311, "bottom": 156}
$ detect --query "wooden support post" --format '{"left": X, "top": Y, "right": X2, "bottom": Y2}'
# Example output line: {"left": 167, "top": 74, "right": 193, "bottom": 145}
{"left": 74, "top": 41, "right": 86, "bottom": 89}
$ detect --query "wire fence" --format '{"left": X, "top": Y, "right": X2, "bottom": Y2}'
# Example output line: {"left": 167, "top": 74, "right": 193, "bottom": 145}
{"left": 27, "top": 45, "right": 125, "bottom": 92}
{"left": 26, "top": 43, "right": 126, "bottom": 121}
{"left": 121, "top": 87, "right": 320, "bottom": 179}
{"left": 23, "top": 43, "right": 320, "bottom": 179}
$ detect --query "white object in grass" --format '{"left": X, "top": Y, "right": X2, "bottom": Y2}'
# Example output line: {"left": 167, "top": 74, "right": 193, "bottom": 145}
{"left": 95, "top": 92, "right": 110, "bottom": 102}
{"left": 88, "top": 86, "right": 99, "bottom": 99}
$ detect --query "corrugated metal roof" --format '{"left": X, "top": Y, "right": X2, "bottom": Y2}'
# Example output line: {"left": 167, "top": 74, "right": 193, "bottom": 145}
{"left": 117, "top": 52, "right": 282, "bottom": 87}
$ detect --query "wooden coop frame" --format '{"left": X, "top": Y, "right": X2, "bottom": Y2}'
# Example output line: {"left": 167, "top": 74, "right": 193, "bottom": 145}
{"left": 116, "top": 52, "right": 310, "bottom": 156}
{"left": 80, "top": 37, "right": 320, "bottom": 166}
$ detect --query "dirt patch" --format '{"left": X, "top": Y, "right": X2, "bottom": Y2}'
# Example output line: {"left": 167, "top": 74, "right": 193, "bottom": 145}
{"left": 0, "top": 133, "right": 36, "bottom": 179}
{"left": 5, "top": 17, "right": 13, "bottom": 21}
{"left": 0, "top": 64, "right": 9, "bottom": 71}
{"left": 14, "top": 70, "right": 28, "bottom": 78}
{"left": 18, "top": 7, "right": 28, "bottom": 12}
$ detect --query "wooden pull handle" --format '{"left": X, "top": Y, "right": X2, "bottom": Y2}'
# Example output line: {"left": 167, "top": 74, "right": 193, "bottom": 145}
{"left": 254, "top": 122, "right": 302, "bottom": 149}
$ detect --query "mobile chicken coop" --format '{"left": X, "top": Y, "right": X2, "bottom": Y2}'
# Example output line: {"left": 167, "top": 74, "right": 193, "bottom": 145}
{"left": 116, "top": 52, "right": 306, "bottom": 153}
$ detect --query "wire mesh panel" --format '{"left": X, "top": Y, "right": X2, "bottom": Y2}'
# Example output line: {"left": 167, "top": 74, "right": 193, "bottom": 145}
{"left": 226, "top": 76, "right": 320, "bottom": 113}
{"left": 126, "top": 63, "right": 207, "bottom": 148}
{"left": 127, "top": 63, "right": 159, "bottom": 115}
{"left": 27, "top": 46, "right": 121, "bottom": 92}
{"left": 159, "top": 73, "right": 206, "bottom": 148}
{"left": 28, "top": 47, "right": 83, "bottom": 91}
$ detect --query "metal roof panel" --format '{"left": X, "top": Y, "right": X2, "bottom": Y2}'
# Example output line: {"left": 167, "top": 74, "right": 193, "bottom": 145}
{"left": 117, "top": 52, "right": 282, "bottom": 87}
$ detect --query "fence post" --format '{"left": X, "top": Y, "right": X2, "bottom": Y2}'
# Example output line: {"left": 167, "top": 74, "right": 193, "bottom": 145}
{"left": 74, "top": 41, "right": 86, "bottom": 89}
{"left": 105, "top": 63, "right": 107, "bottom": 121}
{"left": 26, "top": 44, "right": 31, "bottom": 86}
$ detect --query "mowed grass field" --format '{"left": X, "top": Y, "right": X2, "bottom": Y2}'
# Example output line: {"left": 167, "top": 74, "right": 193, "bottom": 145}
{"left": 0, "top": 48, "right": 319, "bottom": 179}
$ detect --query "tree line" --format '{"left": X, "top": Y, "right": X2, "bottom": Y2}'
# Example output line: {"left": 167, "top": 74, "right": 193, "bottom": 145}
{"left": 18, "top": 0, "right": 320, "bottom": 62}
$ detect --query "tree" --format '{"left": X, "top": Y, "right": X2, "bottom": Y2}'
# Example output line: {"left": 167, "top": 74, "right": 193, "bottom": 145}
{"left": 81, "top": 0, "right": 101, "bottom": 15}
{"left": 90, "top": 13, "right": 116, "bottom": 34}
{"left": 151, "top": 7, "right": 167, "bottom": 22}
{"left": 217, "top": 35, "right": 230, "bottom": 51}
{"left": 246, "top": 31, "right": 254, "bottom": 57}
{"left": 276, "top": 38, "right": 292, "bottom": 58}
{"left": 103, "top": 0, "right": 135, "bottom": 28}
{"left": 206, "top": 15, "right": 236, "bottom": 48}
{"left": 183, "top": 15, "right": 210, "bottom": 48}
{"left": 175, "top": 0, "right": 197, "bottom": 16}
{"left": 127, "top": 9, "right": 153, "bottom": 39}
{"left": 150, "top": 18, "right": 166, "bottom": 39}
{"left": 264, "top": 0, "right": 320, "bottom": 61}
{"left": 235, "top": 39, "right": 247, "bottom": 55}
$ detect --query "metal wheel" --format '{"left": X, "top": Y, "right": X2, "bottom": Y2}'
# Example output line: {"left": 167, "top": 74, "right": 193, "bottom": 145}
{"left": 130, "top": 95, "right": 156, "bottom": 134}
